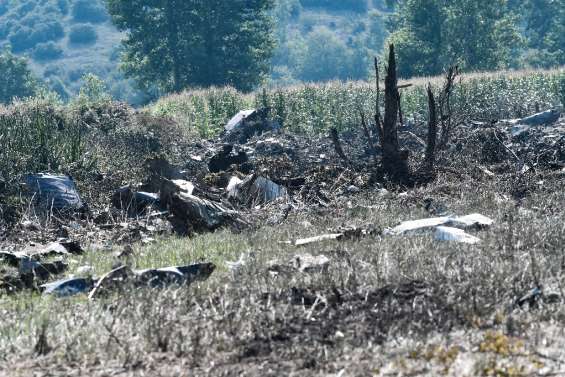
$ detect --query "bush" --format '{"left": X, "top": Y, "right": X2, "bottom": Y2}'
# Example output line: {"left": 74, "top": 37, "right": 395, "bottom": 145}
{"left": 299, "top": 0, "right": 368, "bottom": 13}
{"left": 72, "top": 0, "right": 109, "bottom": 23}
{"left": 0, "top": 50, "right": 38, "bottom": 104}
{"left": 33, "top": 42, "right": 63, "bottom": 61}
{"left": 57, "top": 0, "right": 69, "bottom": 15}
{"left": 69, "top": 24, "right": 98, "bottom": 45}
{"left": 9, "top": 21, "right": 65, "bottom": 52}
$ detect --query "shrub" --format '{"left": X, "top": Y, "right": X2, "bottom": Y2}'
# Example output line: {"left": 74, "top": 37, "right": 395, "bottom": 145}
{"left": 69, "top": 24, "right": 98, "bottom": 45}
{"left": 72, "top": 0, "right": 109, "bottom": 23}
{"left": 33, "top": 42, "right": 63, "bottom": 61}
{"left": 9, "top": 21, "right": 65, "bottom": 52}
{"left": 0, "top": 1, "right": 8, "bottom": 16}
{"left": 0, "top": 50, "right": 38, "bottom": 104}
{"left": 299, "top": 0, "right": 368, "bottom": 13}
{"left": 57, "top": 0, "right": 69, "bottom": 15}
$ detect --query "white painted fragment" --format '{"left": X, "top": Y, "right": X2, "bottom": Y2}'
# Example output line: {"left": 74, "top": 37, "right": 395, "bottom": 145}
{"left": 171, "top": 179, "right": 194, "bottom": 195}
{"left": 385, "top": 217, "right": 451, "bottom": 235}
{"left": 386, "top": 213, "right": 494, "bottom": 235}
{"left": 448, "top": 213, "right": 494, "bottom": 228}
{"left": 434, "top": 226, "right": 481, "bottom": 244}
{"left": 294, "top": 234, "right": 343, "bottom": 246}
{"left": 226, "top": 176, "right": 243, "bottom": 192}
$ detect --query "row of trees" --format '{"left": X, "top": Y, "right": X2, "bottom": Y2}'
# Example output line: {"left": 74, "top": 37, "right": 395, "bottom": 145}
{"left": 106, "top": 0, "right": 563, "bottom": 95}
{"left": 1, "top": 0, "right": 564, "bottom": 103}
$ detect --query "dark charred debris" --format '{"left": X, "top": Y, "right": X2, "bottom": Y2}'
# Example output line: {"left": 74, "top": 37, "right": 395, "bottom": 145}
{"left": 0, "top": 48, "right": 563, "bottom": 298}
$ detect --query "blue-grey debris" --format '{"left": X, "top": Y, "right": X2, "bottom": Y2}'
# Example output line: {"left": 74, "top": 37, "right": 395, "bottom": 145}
{"left": 24, "top": 174, "right": 83, "bottom": 211}
{"left": 135, "top": 263, "right": 216, "bottom": 288}
{"left": 515, "top": 286, "right": 561, "bottom": 309}
{"left": 112, "top": 185, "right": 161, "bottom": 213}
{"left": 88, "top": 265, "right": 134, "bottom": 299}
{"left": 228, "top": 174, "right": 288, "bottom": 206}
{"left": 41, "top": 277, "right": 93, "bottom": 297}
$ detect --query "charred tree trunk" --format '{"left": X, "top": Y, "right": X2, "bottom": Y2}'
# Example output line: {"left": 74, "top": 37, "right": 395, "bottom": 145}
{"left": 424, "top": 85, "right": 438, "bottom": 172}
{"left": 374, "top": 57, "right": 384, "bottom": 143}
{"left": 329, "top": 127, "right": 350, "bottom": 165}
{"left": 381, "top": 44, "right": 409, "bottom": 182}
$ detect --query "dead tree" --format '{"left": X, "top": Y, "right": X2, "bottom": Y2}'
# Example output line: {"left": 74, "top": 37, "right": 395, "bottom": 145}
{"left": 329, "top": 127, "right": 350, "bottom": 166}
{"left": 424, "top": 85, "right": 438, "bottom": 172}
{"left": 380, "top": 44, "right": 409, "bottom": 182}
{"left": 438, "top": 66, "right": 459, "bottom": 150}
{"left": 373, "top": 57, "right": 384, "bottom": 143}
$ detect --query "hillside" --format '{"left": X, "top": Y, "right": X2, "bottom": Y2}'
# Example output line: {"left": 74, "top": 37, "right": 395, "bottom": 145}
{"left": 0, "top": 0, "right": 144, "bottom": 103}
{"left": 0, "top": 0, "right": 389, "bottom": 104}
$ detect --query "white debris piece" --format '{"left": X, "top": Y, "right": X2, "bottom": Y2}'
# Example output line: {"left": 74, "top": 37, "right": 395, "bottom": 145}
{"left": 434, "top": 226, "right": 481, "bottom": 244}
{"left": 226, "top": 252, "right": 255, "bottom": 275}
{"left": 225, "top": 109, "right": 256, "bottom": 133}
{"left": 385, "top": 217, "right": 451, "bottom": 235}
{"left": 447, "top": 213, "right": 494, "bottom": 228}
{"left": 293, "top": 254, "right": 330, "bottom": 272}
{"left": 76, "top": 265, "right": 94, "bottom": 276}
{"left": 170, "top": 179, "right": 194, "bottom": 195}
{"left": 386, "top": 213, "right": 494, "bottom": 235}
{"left": 226, "top": 176, "right": 243, "bottom": 192}
{"left": 294, "top": 233, "right": 343, "bottom": 246}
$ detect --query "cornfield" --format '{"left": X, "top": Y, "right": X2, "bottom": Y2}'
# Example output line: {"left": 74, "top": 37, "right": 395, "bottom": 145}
{"left": 151, "top": 68, "right": 565, "bottom": 137}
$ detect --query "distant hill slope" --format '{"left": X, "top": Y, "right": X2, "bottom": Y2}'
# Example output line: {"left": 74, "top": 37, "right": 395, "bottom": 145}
{"left": 0, "top": 0, "right": 144, "bottom": 104}
{"left": 0, "top": 0, "right": 388, "bottom": 104}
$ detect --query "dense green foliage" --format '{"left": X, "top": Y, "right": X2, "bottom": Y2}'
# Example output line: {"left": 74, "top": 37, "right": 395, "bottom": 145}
{"left": 387, "top": 0, "right": 522, "bottom": 77}
{"left": 106, "top": 0, "right": 275, "bottom": 94}
{"left": 299, "top": 0, "right": 369, "bottom": 12}
{"left": 0, "top": 50, "right": 38, "bottom": 104}
{"left": 270, "top": 0, "right": 388, "bottom": 85}
{"left": 519, "top": 0, "right": 565, "bottom": 67}
{"left": 386, "top": 0, "right": 565, "bottom": 77}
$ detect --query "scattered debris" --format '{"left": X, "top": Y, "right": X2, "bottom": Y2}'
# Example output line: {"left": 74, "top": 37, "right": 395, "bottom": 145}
{"left": 293, "top": 254, "right": 330, "bottom": 273}
{"left": 24, "top": 174, "right": 83, "bottom": 211}
{"left": 508, "top": 109, "right": 560, "bottom": 127}
{"left": 112, "top": 185, "right": 160, "bottom": 213}
{"left": 208, "top": 144, "right": 250, "bottom": 173}
{"left": 19, "top": 257, "right": 67, "bottom": 275}
{"left": 268, "top": 253, "right": 330, "bottom": 276}
{"left": 88, "top": 265, "right": 134, "bottom": 299}
{"left": 135, "top": 263, "right": 216, "bottom": 288}
{"left": 448, "top": 213, "right": 494, "bottom": 229}
{"left": 515, "top": 286, "right": 561, "bottom": 309}
{"left": 0, "top": 251, "right": 28, "bottom": 267}
{"left": 226, "top": 252, "right": 256, "bottom": 276}
{"left": 223, "top": 109, "right": 281, "bottom": 144}
{"left": 228, "top": 174, "right": 288, "bottom": 206}
{"left": 28, "top": 241, "right": 84, "bottom": 258}
{"left": 166, "top": 188, "right": 245, "bottom": 235}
